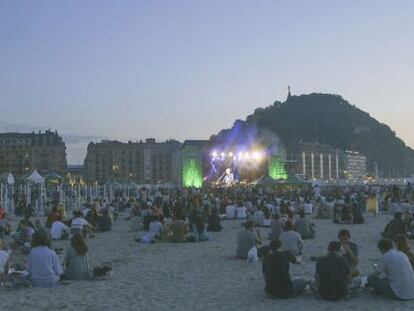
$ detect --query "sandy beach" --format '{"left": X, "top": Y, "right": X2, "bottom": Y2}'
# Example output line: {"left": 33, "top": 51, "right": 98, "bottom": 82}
{"left": 1, "top": 213, "right": 414, "bottom": 311}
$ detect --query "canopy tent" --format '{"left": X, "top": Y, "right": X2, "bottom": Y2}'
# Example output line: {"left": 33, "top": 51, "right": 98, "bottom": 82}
{"left": 0, "top": 173, "right": 14, "bottom": 185}
{"left": 27, "top": 170, "right": 45, "bottom": 184}
{"left": 7, "top": 173, "right": 15, "bottom": 185}
{"left": 250, "top": 174, "right": 277, "bottom": 186}
{"left": 275, "top": 175, "right": 308, "bottom": 185}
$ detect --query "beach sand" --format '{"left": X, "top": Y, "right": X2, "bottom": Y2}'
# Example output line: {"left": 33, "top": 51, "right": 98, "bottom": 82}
{"left": 2, "top": 214, "right": 414, "bottom": 311}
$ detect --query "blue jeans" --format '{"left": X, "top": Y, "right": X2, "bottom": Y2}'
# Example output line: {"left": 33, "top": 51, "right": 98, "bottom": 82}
{"left": 368, "top": 275, "right": 398, "bottom": 299}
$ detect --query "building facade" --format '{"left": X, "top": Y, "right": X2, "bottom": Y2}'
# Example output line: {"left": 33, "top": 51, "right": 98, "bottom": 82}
{"left": 344, "top": 150, "right": 367, "bottom": 179}
{"left": 84, "top": 138, "right": 181, "bottom": 184}
{"left": 286, "top": 142, "right": 345, "bottom": 180}
{"left": 0, "top": 130, "right": 67, "bottom": 176}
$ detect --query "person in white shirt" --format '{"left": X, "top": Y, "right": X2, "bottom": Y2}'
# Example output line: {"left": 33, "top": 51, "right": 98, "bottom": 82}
{"left": 252, "top": 208, "right": 264, "bottom": 226}
{"left": 304, "top": 200, "right": 314, "bottom": 215}
{"left": 148, "top": 215, "right": 164, "bottom": 240}
{"left": 50, "top": 217, "right": 69, "bottom": 240}
{"left": 226, "top": 204, "right": 236, "bottom": 219}
{"left": 236, "top": 201, "right": 247, "bottom": 219}
{"left": 279, "top": 221, "right": 304, "bottom": 256}
{"left": 0, "top": 240, "right": 10, "bottom": 275}
{"left": 71, "top": 210, "right": 93, "bottom": 237}
{"left": 368, "top": 238, "right": 414, "bottom": 300}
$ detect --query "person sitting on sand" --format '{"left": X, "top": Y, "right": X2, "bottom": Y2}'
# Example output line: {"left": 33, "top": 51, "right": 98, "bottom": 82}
{"left": 382, "top": 212, "right": 406, "bottom": 240}
{"left": 26, "top": 230, "right": 63, "bottom": 287}
{"left": 64, "top": 233, "right": 91, "bottom": 281}
{"left": 192, "top": 215, "right": 209, "bottom": 242}
{"left": 50, "top": 216, "right": 69, "bottom": 240}
{"left": 351, "top": 202, "right": 364, "bottom": 224}
{"left": 97, "top": 208, "right": 112, "bottom": 232}
{"left": 225, "top": 202, "right": 236, "bottom": 219}
{"left": 148, "top": 215, "right": 164, "bottom": 240}
{"left": 0, "top": 240, "right": 10, "bottom": 276}
{"left": 262, "top": 208, "right": 272, "bottom": 227}
{"left": 339, "top": 203, "right": 352, "bottom": 224}
{"left": 0, "top": 213, "right": 12, "bottom": 241}
{"left": 279, "top": 221, "right": 303, "bottom": 256}
{"left": 269, "top": 213, "right": 283, "bottom": 240}
{"left": 236, "top": 221, "right": 261, "bottom": 259}
{"left": 71, "top": 210, "right": 94, "bottom": 238}
{"left": 207, "top": 208, "right": 222, "bottom": 232}
{"left": 338, "top": 229, "right": 359, "bottom": 278}
{"left": 367, "top": 238, "right": 414, "bottom": 300}
{"left": 169, "top": 212, "right": 188, "bottom": 242}
{"left": 263, "top": 239, "right": 308, "bottom": 298}
{"left": 295, "top": 210, "right": 316, "bottom": 239}
{"left": 303, "top": 200, "right": 313, "bottom": 215}
{"left": 14, "top": 219, "right": 35, "bottom": 245}
{"left": 394, "top": 234, "right": 414, "bottom": 269}
{"left": 251, "top": 207, "right": 264, "bottom": 226}
{"left": 315, "top": 241, "right": 350, "bottom": 301}
{"left": 236, "top": 201, "right": 247, "bottom": 219}
{"left": 46, "top": 206, "right": 62, "bottom": 228}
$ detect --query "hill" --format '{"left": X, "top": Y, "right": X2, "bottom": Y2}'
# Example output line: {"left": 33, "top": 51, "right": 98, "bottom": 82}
{"left": 212, "top": 93, "right": 414, "bottom": 177}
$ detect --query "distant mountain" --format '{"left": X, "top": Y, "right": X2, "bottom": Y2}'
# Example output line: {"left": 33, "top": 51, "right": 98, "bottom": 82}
{"left": 212, "top": 93, "right": 414, "bottom": 177}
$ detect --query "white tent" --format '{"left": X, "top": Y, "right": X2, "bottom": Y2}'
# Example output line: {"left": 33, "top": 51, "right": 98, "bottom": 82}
{"left": 7, "top": 173, "right": 15, "bottom": 185}
{"left": 27, "top": 170, "right": 45, "bottom": 184}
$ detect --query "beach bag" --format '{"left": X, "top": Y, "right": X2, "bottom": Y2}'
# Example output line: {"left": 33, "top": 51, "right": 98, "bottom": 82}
{"left": 247, "top": 246, "right": 258, "bottom": 264}
{"left": 93, "top": 265, "right": 113, "bottom": 280}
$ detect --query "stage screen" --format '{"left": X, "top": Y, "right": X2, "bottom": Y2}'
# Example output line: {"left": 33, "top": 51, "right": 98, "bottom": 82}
{"left": 204, "top": 150, "right": 267, "bottom": 185}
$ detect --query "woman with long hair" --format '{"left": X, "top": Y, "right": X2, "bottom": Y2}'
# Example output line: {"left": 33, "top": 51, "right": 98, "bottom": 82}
{"left": 394, "top": 234, "right": 414, "bottom": 269}
{"left": 64, "top": 233, "right": 91, "bottom": 280}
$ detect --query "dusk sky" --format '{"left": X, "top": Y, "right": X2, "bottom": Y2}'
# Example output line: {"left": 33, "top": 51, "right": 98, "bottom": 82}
{"left": 1, "top": 1, "right": 413, "bottom": 164}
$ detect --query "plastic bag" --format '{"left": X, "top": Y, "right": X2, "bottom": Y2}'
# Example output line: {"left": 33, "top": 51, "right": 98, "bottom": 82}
{"left": 247, "top": 246, "right": 258, "bottom": 264}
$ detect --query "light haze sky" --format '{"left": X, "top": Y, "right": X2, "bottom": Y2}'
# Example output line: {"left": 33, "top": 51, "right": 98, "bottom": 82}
{"left": 1, "top": 0, "right": 413, "bottom": 164}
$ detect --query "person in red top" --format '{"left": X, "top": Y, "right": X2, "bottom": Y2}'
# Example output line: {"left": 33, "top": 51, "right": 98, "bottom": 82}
{"left": 0, "top": 206, "right": 5, "bottom": 220}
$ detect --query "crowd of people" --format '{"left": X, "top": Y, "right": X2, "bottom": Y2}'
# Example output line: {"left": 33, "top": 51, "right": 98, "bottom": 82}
{"left": 0, "top": 183, "right": 414, "bottom": 303}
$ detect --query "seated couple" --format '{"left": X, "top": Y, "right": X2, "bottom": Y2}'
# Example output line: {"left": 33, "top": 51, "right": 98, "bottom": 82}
{"left": 262, "top": 239, "right": 356, "bottom": 300}
{"left": 26, "top": 231, "right": 91, "bottom": 287}
{"left": 314, "top": 237, "right": 414, "bottom": 301}
{"left": 168, "top": 213, "right": 209, "bottom": 243}
{"left": 226, "top": 202, "right": 247, "bottom": 220}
